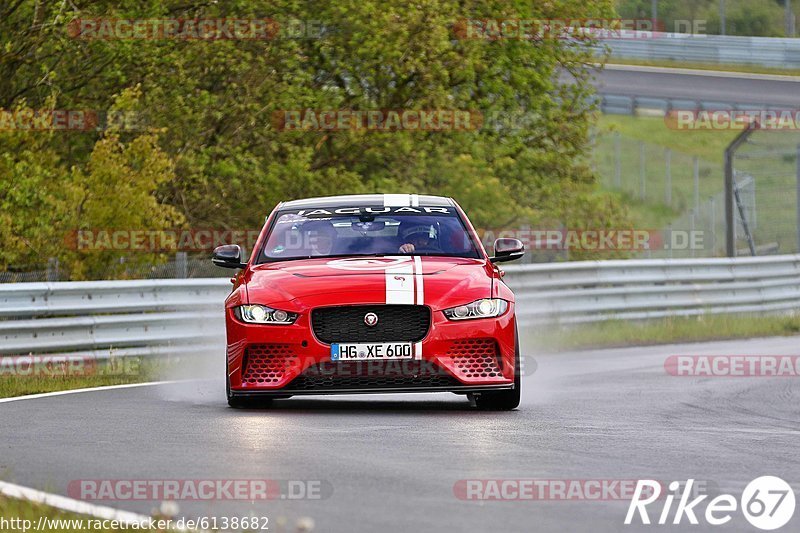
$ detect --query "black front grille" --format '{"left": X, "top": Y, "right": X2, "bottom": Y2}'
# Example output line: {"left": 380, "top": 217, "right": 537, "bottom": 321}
{"left": 286, "top": 360, "right": 461, "bottom": 391}
{"left": 311, "top": 305, "right": 430, "bottom": 343}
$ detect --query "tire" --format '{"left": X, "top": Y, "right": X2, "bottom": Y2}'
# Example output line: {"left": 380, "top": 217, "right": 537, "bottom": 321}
{"left": 475, "top": 327, "right": 521, "bottom": 411}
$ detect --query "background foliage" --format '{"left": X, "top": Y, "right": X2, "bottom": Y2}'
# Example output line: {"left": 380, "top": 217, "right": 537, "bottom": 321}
{"left": 616, "top": 0, "right": 795, "bottom": 37}
{"left": 0, "top": 0, "right": 627, "bottom": 277}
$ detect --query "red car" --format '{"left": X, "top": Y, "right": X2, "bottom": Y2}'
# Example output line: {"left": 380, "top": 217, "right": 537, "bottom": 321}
{"left": 213, "top": 194, "right": 525, "bottom": 410}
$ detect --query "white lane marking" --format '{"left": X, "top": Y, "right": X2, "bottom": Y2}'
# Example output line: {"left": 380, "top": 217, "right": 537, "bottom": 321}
{"left": 604, "top": 63, "right": 800, "bottom": 82}
{"left": 383, "top": 194, "right": 410, "bottom": 206}
{"left": 0, "top": 381, "right": 179, "bottom": 404}
{"left": 410, "top": 194, "right": 419, "bottom": 207}
{"left": 0, "top": 480, "right": 155, "bottom": 528}
{"left": 414, "top": 255, "right": 424, "bottom": 359}
{"left": 385, "top": 256, "right": 414, "bottom": 305}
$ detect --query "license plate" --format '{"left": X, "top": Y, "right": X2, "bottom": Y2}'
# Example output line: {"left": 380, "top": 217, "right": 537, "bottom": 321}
{"left": 331, "top": 342, "right": 413, "bottom": 361}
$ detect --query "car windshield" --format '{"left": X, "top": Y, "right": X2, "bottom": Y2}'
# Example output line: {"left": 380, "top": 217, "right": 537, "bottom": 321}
{"left": 258, "top": 208, "right": 481, "bottom": 261}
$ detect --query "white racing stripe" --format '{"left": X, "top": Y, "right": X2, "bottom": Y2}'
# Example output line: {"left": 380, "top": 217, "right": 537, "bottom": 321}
{"left": 381, "top": 198, "right": 424, "bottom": 358}
{"left": 413, "top": 255, "right": 424, "bottom": 360}
{"left": 385, "top": 256, "right": 414, "bottom": 304}
{"left": 383, "top": 255, "right": 425, "bottom": 359}
{"left": 384, "top": 194, "right": 411, "bottom": 207}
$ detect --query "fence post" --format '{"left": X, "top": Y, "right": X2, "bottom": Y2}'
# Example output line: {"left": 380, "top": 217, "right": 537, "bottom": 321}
{"left": 724, "top": 122, "right": 758, "bottom": 257}
{"left": 710, "top": 196, "right": 717, "bottom": 254}
{"left": 665, "top": 148, "right": 672, "bottom": 206}
{"left": 46, "top": 257, "right": 59, "bottom": 282}
{"left": 614, "top": 131, "right": 621, "bottom": 189}
{"left": 693, "top": 156, "right": 700, "bottom": 213}
{"left": 175, "top": 252, "right": 188, "bottom": 279}
{"left": 667, "top": 223, "right": 673, "bottom": 258}
{"left": 796, "top": 144, "right": 800, "bottom": 252}
{"left": 639, "top": 141, "right": 646, "bottom": 200}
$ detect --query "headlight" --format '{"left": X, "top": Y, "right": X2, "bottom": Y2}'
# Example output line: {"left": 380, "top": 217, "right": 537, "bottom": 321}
{"left": 443, "top": 299, "right": 508, "bottom": 320}
{"left": 235, "top": 305, "right": 298, "bottom": 324}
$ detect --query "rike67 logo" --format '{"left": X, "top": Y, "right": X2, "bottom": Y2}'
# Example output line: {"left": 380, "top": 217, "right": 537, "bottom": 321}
{"left": 625, "top": 477, "right": 795, "bottom": 530}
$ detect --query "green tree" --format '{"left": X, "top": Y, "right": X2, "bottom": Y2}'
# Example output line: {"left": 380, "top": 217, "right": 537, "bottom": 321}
{"left": 1, "top": 0, "right": 630, "bottom": 276}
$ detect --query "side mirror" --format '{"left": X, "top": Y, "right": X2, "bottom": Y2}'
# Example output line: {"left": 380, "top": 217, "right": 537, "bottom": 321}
{"left": 490, "top": 238, "right": 524, "bottom": 263}
{"left": 212, "top": 244, "right": 246, "bottom": 269}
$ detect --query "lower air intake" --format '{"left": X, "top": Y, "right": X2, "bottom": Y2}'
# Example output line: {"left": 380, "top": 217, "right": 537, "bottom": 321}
{"left": 242, "top": 344, "right": 297, "bottom": 385}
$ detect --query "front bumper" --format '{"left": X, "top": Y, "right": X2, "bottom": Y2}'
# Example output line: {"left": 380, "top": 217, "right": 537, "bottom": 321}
{"left": 226, "top": 304, "right": 517, "bottom": 395}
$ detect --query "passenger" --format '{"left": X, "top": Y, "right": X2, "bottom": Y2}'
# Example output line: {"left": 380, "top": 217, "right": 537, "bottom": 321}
{"left": 304, "top": 220, "right": 337, "bottom": 256}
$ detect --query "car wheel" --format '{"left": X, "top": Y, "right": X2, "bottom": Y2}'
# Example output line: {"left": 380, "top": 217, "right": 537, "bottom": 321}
{"left": 475, "top": 328, "right": 521, "bottom": 411}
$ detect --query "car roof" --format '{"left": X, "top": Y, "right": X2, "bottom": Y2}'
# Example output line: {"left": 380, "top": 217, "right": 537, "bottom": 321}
{"left": 279, "top": 194, "right": 454, "bottom": 210}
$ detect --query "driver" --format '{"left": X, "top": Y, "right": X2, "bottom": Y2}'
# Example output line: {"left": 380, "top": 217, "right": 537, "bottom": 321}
{"left": 398, "top": 224, "right": 437, "bottom": 253}
{"left": 304, "top": 220, "right": 337, "bottom": 256}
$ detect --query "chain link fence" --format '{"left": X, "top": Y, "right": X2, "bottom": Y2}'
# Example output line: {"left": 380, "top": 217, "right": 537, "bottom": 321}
{"left": 0, "top": 253, "right": 230, "bottom": 283}
{"left": 730, "top": 130, "right": 800, "bottom": 256}
{"left": 593, "top": 129, "right": 800, "bottom": 258}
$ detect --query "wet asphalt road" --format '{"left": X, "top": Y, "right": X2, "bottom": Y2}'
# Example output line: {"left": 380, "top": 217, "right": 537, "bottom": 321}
{"left": 591, "top": 65, "right": 800, "bottom": 107}
{"left": 1, "top": 335, "right": 799, "bottom": 532}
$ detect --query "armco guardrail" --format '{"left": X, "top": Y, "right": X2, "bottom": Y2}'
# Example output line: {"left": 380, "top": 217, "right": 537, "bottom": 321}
{"left": 597, "top": 94, "right": 782, "bottom": 115}
{"left": 505, "top": 254, "right": 800, "bottom": 324}
{"left": 598, "top": 33, "right": 800, "bottom": 69}
{"left": 2, "top": 254, "right": 800, "bottom": 356}
{"left": 0, "top": 279, "right": 231, "bottom": 357}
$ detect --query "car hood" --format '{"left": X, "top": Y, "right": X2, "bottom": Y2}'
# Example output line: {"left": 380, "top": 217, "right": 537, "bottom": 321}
{"left": 244, "top": 256, "right": 494, "bottom": 311}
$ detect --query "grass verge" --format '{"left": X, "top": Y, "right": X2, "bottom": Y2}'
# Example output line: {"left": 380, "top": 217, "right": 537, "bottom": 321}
{"left": 596, "top": 114, "right": 738, "bottom": 161}
{"left": 0, "top": 357, "right": 165, "bottom": 399}
{"left": 0, "top": 494, "right": 152, "bottom": 532}
{"left": 530, "top": 313, "right": 800, "bottom": 352}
